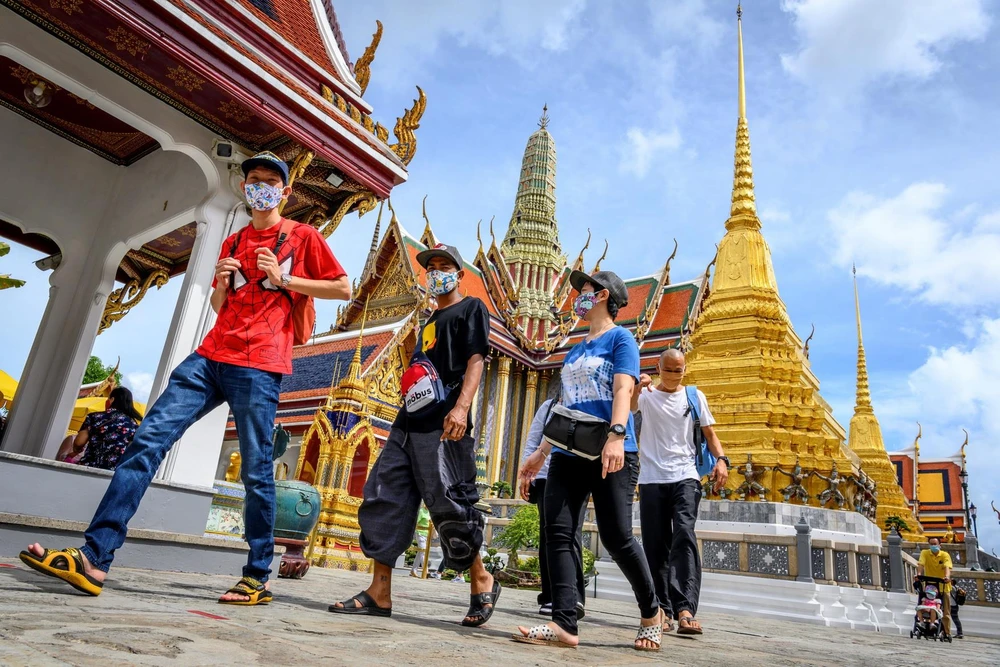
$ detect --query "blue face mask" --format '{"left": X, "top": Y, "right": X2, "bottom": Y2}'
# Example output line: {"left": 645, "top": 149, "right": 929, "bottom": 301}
{"left": 426, "top": 270, "right": 458, "bottom": 296}
{"left": 929, "top": 545, "right": 940, "bottom": 554}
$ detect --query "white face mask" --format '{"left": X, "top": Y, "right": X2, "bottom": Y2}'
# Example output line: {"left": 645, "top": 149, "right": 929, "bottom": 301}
{"left": 244, "top": 182, "right": 284, "bottom": 211}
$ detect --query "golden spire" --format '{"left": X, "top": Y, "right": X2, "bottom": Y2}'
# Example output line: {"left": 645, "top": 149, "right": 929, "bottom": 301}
{"left": 333, "top": 300, "right": 370, "bottom": 407}
{"left": 362, "top": 201, "right": 384, "bottom": 279}
{"left": 913, "top": 422, "right": 922, "bottom": 520}
{"left": 730, "top": 2, "right": 757, "bottom": 225}
{"left": 853, "top": 265, "right": 872, "bottom": 414}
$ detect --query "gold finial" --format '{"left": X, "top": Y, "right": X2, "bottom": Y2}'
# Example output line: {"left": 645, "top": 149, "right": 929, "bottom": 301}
{"left": 362, "top": 201, "right": 384, "bottom": 278}
{"left": 737, "top": 4, "right": 746, "bottom": 120}
{"left": 728, "top": 2, "right": 756, "bottom": 222}
{"left": 388, "top": 197, "right": 399, "bottom": 225}
{"left": 591, "top": 240, "right": 609, "bottom": 273}
{"left": 489, "top": 216, "right": 497, "bottom": 246}
{"left": 853, "top": 264, "right": 871, "bottom": 412}
{"left": 538, "top": 103, "right": 549, "bottom": 130}
{"left": 420, "top": 195, "right": 437, "bottom": 246}
{"left": 663, "top": 238, "right": 679, "bottom": 286}
{"left": 960, "top": 428, "right": 969, "bottom": 469}
{"left": 355, "top": 20, "right": 383, "bottom": 96}
{"left": 737, "top": 2, "right": 742, "bottom": 20}
{"left": 476, "top": 219, "right": 484, "bottom": 251}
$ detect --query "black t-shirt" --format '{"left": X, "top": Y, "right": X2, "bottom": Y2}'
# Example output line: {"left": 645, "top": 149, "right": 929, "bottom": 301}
{"left": 395, "top": 296, "right": 490, "bottom": 433}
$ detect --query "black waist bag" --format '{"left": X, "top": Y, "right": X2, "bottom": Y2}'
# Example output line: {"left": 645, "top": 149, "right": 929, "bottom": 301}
{"left": 542, "top": 404, "right": 609, "bottom": 461}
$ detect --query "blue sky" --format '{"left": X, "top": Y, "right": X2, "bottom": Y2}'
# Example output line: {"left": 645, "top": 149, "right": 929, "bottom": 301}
{"left": 2, "top": 0, "right": 998, "bottom": 550}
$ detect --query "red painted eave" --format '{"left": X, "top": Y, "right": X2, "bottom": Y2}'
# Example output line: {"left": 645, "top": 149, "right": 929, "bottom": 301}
{"left": 109, "top": 0, "right": 404, "bottom": 195}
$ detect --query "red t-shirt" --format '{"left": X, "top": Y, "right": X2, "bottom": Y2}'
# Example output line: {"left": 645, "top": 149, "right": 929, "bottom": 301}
{"left": 196, "top": 219, "right": 346, "bottom": 374}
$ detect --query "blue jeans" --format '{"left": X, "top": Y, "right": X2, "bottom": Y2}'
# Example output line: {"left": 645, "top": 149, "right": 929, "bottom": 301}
{"left": 80, "top": 353, "right": 282, "bottom": 582}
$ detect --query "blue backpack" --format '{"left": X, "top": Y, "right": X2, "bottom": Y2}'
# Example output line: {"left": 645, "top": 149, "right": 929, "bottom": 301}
{"left": 686, "top": 386, "right": 717, "bottom": 479}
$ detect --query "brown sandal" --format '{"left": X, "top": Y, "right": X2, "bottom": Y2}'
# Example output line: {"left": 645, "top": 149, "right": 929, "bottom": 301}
{"left": 677, "top": 616, "right": 703, "bottom": 635}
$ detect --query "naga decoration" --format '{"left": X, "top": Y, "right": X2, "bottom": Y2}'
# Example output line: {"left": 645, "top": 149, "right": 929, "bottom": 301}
{"left": 278, "top": 149, "right": 314, "bottom": 214}
{"left": 813, "top": 463, "right": 847, "bottom": 510}
{"left": 736, "top": 454, "right": 768, "bottom": 501}
{"left": 99, "top": 269, "right": 169, "bottom": 334}
{"left": 590, "top": 240, "right": 609, "bottom": 274}
{"left": 354, "top": 20, "right": 382, "bottom": 96}
{"left": 389, "top": 87, "right": 426, "bottom": 166}
{"left": 775, "top": 456, "right": 809, "bottom": 504}
{"left": 316, "top": 190, "right": 379, "bottom": 239}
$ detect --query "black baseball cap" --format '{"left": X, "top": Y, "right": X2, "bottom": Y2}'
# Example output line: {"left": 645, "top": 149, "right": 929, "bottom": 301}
{"left": 241, "top": 151, "right": 290, "bottom": 185}
{"left": 416, "top": 243, "right": 464, "bottom": 270}
{"left": 570, "top": 269, "right": 630, "bottom": 307}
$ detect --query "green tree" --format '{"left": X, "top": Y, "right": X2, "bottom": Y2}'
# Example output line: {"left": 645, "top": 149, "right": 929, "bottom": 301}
{"left": 491, "top": 481, "right": 513, "bottom": 499}
{"left": 884, "top": 515, "right": 910, "bottom": 534}
{"left": 0, "top": 242, "right": 25, "bottom": 290}
{"left": 494, "top": 504, "right": 539, "bottom": 567}
{"left": 83, "top": 356, "right": 122, "bottom": 386}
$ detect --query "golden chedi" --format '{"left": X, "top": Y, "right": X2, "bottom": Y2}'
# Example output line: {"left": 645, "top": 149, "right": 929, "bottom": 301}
{"left": 683, "top": 7, "right": 859, "bottom": 506}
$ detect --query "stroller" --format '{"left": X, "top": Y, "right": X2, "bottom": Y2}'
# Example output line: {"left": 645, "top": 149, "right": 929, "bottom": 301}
{"left": 910, "top": 576, "right": 952, "bottom": 642}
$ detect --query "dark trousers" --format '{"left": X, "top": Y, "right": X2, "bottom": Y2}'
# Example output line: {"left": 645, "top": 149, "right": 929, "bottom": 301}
{"left": 545, "top": 451, "right": 658, "bottom": 635}
{"left": 358, "top": 428, "right": 484, "bottom": 571}
{"left": 950, "top": 599, "right": 963, "bottom": 636}
{"left": 534, "top": 478, "right": 586, "bottom": 607}
{"left": 639, "top": 479, "right": 702, "bottom": 617}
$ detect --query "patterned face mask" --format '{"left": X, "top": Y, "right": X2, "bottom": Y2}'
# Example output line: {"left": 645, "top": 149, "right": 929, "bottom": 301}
{"left": 573, "top": 292, "right": 597, "bottom": 318}
{"left": 427, "top": 270, "right": 459, "bottom": 296}
{"left": 244, "top": 182, "right": 284, "bottom": 211}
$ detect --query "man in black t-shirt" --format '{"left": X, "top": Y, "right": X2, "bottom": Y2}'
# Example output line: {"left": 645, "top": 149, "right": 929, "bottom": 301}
{"left": 330, "top": 244, "right": 500, "bottom": 627}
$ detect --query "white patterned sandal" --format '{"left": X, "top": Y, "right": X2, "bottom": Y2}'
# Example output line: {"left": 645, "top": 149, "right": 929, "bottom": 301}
{"left": 511, "top": 624, "right": 578, "bottom": 649}
{"left": 634, "top": 620, "right": 662, "bottom": 652}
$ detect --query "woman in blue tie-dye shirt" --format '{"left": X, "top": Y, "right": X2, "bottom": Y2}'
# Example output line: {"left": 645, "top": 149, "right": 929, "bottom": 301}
{"left": 516, "top": 270, "right": 662, "bottom": 652}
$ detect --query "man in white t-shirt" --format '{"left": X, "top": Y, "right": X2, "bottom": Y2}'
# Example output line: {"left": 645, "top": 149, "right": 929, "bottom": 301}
{"left": 631, "top": 349, "right": 729, "bottom": 636}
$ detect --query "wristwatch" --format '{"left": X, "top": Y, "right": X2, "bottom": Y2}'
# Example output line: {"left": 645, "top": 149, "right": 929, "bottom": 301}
{"left": 279, "top": 273, "right": 292, "bottom": 289}
{"left": 610, "top": 424, "right": 627, "bottom": 437}
{"left": 717, "top": 456, "right": 731, "bottom": 469}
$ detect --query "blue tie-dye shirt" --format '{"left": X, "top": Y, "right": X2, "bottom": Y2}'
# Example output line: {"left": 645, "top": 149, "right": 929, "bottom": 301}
{"left": 556, "top": 326, "right": 640, "bottom": 455}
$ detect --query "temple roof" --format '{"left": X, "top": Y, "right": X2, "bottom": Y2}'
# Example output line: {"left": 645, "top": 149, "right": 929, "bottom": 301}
{"left": 889, "top": 453, "right": 966, "bottom": 514}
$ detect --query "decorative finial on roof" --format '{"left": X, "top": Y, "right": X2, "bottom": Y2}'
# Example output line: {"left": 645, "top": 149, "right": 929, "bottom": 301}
{"left": 388, "top": 197, "right": 399, "bottom": 225}
{"left": 362, "top": 201, "right": 384, "bottom": 279}
{"left": 737, "top": 1, "right": 742, "bottom": 21}
{"left": 853, "top": 265, "right": 872, "bottom": 413}
{"left": 476, "top": 220, "right": 484, "bottom": 252}
{"left": 420, "top": 195, "right": 437, "bottom": 246}
{"left": 539, "top": 103, "right": 549, "bottom": 130}
{"left": 591, "top": 240, "right": 609, "bottom": 273}
{"left": 960, "top": 429, "right": 969, "bottom": 469}
{"left": 355, "top": 20, "right": 383, "bottom": 96}
{"left": 663, "top": 238, "right": 679, "bottom": 286}
{"left": 803, "top": 323, "right": 815, "bottom": 360}
{"left": 489, "top": 216, "right": 497, "bottom": 246}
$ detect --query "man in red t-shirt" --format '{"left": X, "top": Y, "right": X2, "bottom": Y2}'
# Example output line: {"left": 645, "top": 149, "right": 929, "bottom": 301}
{"left": 21, "top": 152, "right": 349, "bottom": 605}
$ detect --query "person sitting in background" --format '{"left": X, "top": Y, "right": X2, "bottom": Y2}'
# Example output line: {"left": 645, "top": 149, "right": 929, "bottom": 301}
{"left": 71, "top": 387, "right": 143, "bottom": 471}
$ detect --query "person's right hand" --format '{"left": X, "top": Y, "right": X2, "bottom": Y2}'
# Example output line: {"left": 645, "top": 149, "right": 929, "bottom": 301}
{"left": 638, "top": 373, "right": 653, "bottom": 391}
{"left": 518, "top": 450, "right": 546, "bottom": 497}
{"left": 215, "top": 258, "right": 241, "bottom": 289}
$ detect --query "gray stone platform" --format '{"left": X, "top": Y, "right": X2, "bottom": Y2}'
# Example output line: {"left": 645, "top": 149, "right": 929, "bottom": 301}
{"left": 697, "top": 500, "right": 883, "bottom": 546}
{"left": 1, "top": 558, "right": 997, "bottom": 666}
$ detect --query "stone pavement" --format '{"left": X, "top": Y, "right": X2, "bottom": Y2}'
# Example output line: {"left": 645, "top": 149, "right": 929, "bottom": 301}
{"left": 1, "top": 557, "right": 996, "bottom": 666}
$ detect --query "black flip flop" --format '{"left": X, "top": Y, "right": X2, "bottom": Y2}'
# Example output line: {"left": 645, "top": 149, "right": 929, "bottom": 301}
{"left": 328, "top": 590, "right": 392, "bottom": 617}
{"left": 462, "top": 579, "right": 501, "bottom": 627}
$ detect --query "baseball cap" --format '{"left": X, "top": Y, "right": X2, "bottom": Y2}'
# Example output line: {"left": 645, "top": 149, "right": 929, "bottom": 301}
{"left": 416, "top": 243, "right": 465, "bottom": 270}
{"left": 241, "top": 151, "right": 290, "bottom": 185}
{"left": 569, "top": 269, "right": 630, "bottom": 307}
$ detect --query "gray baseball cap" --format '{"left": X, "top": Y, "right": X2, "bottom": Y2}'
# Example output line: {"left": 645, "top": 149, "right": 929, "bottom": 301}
{"left": 416, "top": 243, "right": 464, "bottom": 270}
{"left": 569, "top": 270, "right": 629, "bottom": 307}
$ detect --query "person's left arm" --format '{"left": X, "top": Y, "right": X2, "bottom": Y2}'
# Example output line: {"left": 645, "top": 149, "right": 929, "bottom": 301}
{"left": 442, "top": 300, "right": 490, "bottom": 442}
{"left": 256, "top": 227, "right": 351, "bottom": 301}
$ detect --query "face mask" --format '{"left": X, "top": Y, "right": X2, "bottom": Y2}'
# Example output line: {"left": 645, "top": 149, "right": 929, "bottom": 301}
{"left": 427, "top": 270, "right": 458, "bottom": 296}
{"left": 244, "top": 182, "right": 284, "bottom": 211}
{"left": 573, "top": 292, "right": 597, "bottom": 318}
{"left": 929, "top": 546, "right": 940, "bottom": 554}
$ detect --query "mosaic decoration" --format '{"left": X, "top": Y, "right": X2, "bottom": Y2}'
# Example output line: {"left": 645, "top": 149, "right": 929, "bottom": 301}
{"left": 857, "top": 554, "right": 873, "bottom": 586}
{"left": 748, "top": 543, "right": 789, "bottom": 576}
{"left": 703, "top": 540, "right": 740, "bottom": 572}
{"left": 953, "top": 578, "right": 979, "bottom": 602}
{"left": 834, "top": 551, "right": 850, "bottom": 583}
{"left": 880, "top": 556, "right": 891, "bottom": 590}
{"left": 985, "top": 579, "right": 1000, "bottom": 604}
{"left": 812, "top": 548, "right": 826, "bottom": 580}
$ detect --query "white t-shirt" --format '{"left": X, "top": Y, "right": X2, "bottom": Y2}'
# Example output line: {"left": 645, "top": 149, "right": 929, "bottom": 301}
{"left": 636, "top": 385, "right": 716, "bottom": 485}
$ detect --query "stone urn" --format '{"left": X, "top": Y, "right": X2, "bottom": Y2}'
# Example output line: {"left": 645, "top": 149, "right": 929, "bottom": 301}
{"left": 274, "top": 479, "right": 321, "bottom": 579}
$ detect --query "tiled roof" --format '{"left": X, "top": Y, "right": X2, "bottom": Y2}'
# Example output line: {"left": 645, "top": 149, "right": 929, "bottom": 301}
{"left": 235, "top": 0, "right": 339, "bottom": 80}
{"left": 648, "top": 282, "right": 701, "bottom": 334}
{"left": 280, "top": 330, "right": 395, "bottom": 399}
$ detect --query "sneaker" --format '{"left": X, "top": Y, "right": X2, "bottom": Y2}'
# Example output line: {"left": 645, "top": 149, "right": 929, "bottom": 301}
{"left": 429, "top": 572, "right": 442, "bottom": 580}
{"left": 538, "top": 603, "right": 553, "bottom": 615}
{"left": 954, "top": 634, "right": 964, "bottom": 639}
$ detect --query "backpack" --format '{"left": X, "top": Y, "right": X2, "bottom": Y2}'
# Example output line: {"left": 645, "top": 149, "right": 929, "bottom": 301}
{"left": 270, "top": 219, "right": 315, "bottom": 346}
{"left": 228, "top": 219, "right": 316, "bottom": 346}
{"left": 685, "top": 385, "right": 717, "bottom": 478}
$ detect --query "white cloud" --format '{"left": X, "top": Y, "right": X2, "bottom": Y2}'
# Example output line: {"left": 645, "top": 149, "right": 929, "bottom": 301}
{"left": 874, "top": 319, "right": 1000, "bottom": 550}
{"left": 619, "top": 127, "right": 682, "bottom": 177}
{"left": 336, "top": 0, "right": 587, "bottom": 84}
{"left": 827, "top": 182, "right": 1000, "bottom": 306}
{"left": 780, "top": 0, "right": 990, "bottom": 95}
{"left": 648, "top": 0, "right": 724, "bottom": 49}
{"left": 123, "top": 372, "right": 154, "bottom": 404}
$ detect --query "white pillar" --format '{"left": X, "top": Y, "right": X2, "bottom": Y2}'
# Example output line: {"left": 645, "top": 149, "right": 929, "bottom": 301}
{"left": 3, "top": 254, "right": 119, "bottom": 459}
{"left": 153, "top": 193, "right": 245, "bottom": 489}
